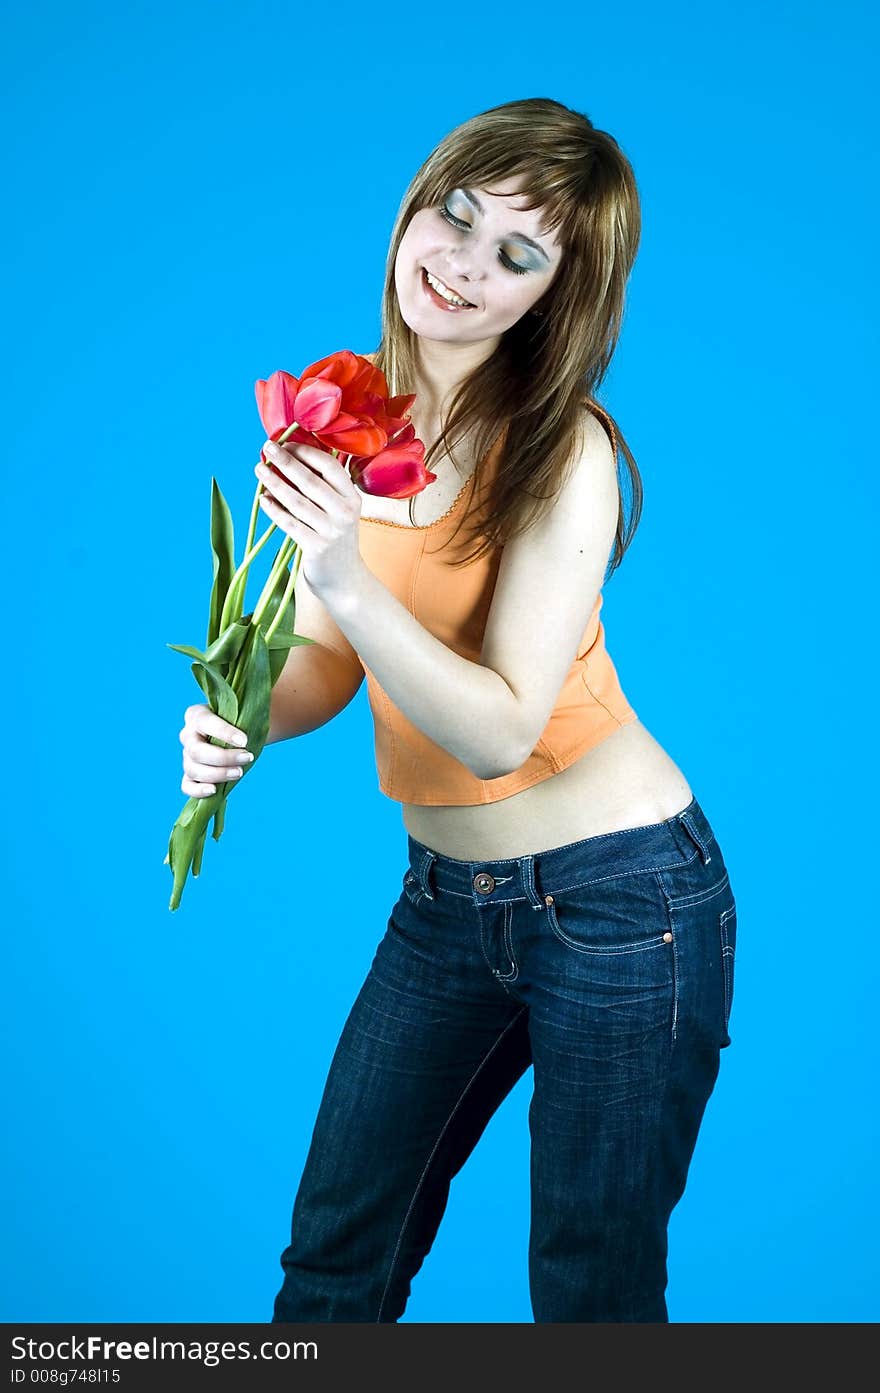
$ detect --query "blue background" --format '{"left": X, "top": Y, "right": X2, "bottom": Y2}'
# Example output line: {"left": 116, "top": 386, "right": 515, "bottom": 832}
{"left": 3, "top": 0, "right": 876, "bottom": 1323}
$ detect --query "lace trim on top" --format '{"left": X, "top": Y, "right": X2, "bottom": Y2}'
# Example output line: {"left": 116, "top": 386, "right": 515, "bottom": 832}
{"left": 357, "top": 398, "right": 613, "bottom": 531}
{"left": 358, "top": 465, "right": 477, "bottom": 531}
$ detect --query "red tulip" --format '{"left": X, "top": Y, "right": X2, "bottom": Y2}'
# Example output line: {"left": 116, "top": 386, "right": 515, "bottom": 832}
{"left": 349, "top": 427, "right": 437, "bottom": 500}
{"left": 254, "top": 350, "right": 428, "bottom": 498}
{"left": 252, "top": 370, "right": 298, "bottom": 441}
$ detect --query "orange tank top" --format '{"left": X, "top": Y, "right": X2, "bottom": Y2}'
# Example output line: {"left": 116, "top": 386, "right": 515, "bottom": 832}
{"left": 356, "top": 398, "right": 639, "bottom": 805}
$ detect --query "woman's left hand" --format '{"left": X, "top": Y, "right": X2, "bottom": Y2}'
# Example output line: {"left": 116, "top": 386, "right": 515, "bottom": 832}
{"left": 256, "top": 439, "right": 365, "bottom": 600}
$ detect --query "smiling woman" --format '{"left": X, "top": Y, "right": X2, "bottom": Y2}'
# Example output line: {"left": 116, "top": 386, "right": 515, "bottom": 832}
{"left": 393, "top": 179, "right": 564, "bottom": 356}
{"left": 264, "top": 96, "right": 739, "bottom": 1328}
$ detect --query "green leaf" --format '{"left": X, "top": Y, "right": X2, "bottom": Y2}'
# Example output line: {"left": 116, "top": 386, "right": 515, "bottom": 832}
{"left": 207, "top": 477, "right": 236, "bottom": 648}
{"left": 165, "top": 792, "right": 219, "bottom": 911}
{"left": 167, "top": 642, "right": 210, "bottom": 663}
{"left": 268, "top": 632, "right": 316, "bottom": 650}
{"left": 263, "top": 548, "right": 295, "bottom": 626}
{"left": 189, "top": 657, "right": 239, "bottom": 724}
{"left": 234, "top": 622, "right": 273, "bottom": 760}
{"left": 267, "top": 630, "right": 315, "bottom": 687}
{"left": 205, "top": 618, "right": 251, "bottom": 668}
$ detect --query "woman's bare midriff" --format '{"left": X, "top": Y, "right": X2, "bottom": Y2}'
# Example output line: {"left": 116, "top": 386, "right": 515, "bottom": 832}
{"left": 401, "top": 718, "right": 693, "bottom": 861}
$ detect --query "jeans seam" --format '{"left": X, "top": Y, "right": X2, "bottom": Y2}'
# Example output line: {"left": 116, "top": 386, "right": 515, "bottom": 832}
{"left": 664, "top": 871, "right": 730, "bottom": 910}
{"left": 375, "top": 1005, "right": 529, "bottom": 1321}
{"left": 719, "top": 905, "right": 736, "bottom": 1029}
{"left": 476, "top": 911, "right": 517, "bottom": 993}
{"left": 654, "top": 871, "right": 679, "bottom": 1044}
{"left": 497, "top": 900, "right": 519, "bottom": 980}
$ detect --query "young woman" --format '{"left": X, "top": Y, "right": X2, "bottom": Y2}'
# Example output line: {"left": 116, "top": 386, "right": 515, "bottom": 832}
{"left": 180, "top": 98, "right": 738, "bottom": 1322}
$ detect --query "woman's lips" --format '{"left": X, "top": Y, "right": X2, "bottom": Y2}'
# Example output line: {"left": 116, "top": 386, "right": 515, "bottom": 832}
{"left": 421, "top": 266, "right": 476, "bottom": 311}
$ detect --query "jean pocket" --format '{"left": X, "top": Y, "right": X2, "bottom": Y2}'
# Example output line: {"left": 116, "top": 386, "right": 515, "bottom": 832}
{"left": 543, "top": 873, "right": 671, "bottom": 956}
{"left": 719, "top": 899, "right": 737, "bottom": 1044}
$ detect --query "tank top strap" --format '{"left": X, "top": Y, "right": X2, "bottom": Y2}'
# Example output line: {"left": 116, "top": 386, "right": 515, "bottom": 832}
{"left": 583, "top": 397, "right": 618, "bottom": 460}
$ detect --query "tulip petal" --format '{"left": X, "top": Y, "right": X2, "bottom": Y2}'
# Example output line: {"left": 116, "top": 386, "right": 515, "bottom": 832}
{"left": 208, "top": 478, "right": 236, "bottom": 647}
{"left": 352, "top": 440, "right": 437, "bottom": 499}
{"left": 294, "top": 377, "right": 343, "bottom": 432}
{"left": 255, "top": 370, "right": 300, "bottom": 438}
{"left": 316, "top": 414, "right": 387, "bottom": 456}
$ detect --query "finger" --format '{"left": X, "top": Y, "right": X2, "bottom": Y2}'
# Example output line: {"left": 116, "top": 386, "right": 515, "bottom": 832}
{"left": 258, "top": 489, "right": 318, "bottom": 540}
{"left": 187, "top": 740, "right": 254, "bottom": 770}
{"left": 263, "top": 442, "right": 353, "bottom": 513}
{"left": 183, "top": 754, "right": 246, "bottom": 784}
{"left": 258, "top": 454, "right": 332, "bottom": 514}
{"left": 183, "top": 712, "right": 248, "bottom": 748}
{"left": 282, "top": 440, "right": 352, "bottom": 492}
{"left": 260, "top": 477, "right": 326, "bottom": 530}
{"left": 182, "top": 775, "right": 217, "bottom": 797}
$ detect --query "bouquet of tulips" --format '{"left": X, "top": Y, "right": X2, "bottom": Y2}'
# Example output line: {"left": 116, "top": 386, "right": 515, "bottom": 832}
{"left": 164, "top": 349, "right": 433, "bottom": 911}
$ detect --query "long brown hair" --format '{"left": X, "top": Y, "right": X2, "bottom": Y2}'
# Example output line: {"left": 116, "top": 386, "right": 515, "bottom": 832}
{"left": 371, "top": 97, "right": 643, "bottom": 578}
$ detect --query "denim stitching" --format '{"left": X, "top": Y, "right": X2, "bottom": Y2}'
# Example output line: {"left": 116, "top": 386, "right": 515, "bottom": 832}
{"left": 520, "top": 854, "right": 545, "bottom": 910}
{"left": 375, "top": 1005, "right": 529, "bottom": 1321}
{"left": 544, "top": 898, "right": 669, "bottom": 957}
{"left": 669, "top": 920, "right": 679, "bottom": 1043}
{"left": 535, "top": 854, "right": 701, "bottom": 895}
{"left": 654, "top": 871, "right": 679, "bottom": 1044}
{"left": 680, "top": 811, "right": 713, "bottom": 864}
{"left": 663, "top": 871, "right": 730, "bottom": 910}
{"left": 430, "top": 851, "right": 700, "bottom": 904}
{"left": 403, "top": 873, "right": 426, "bottom": 908}
{"left": 719, "top": 905, "right": 736, "bottom": 1028}
{"left": 497, "top": 900, "right": 519, "bottom": 980}
{"left": 418, "top": 848, "right": 436, "bottom": 900}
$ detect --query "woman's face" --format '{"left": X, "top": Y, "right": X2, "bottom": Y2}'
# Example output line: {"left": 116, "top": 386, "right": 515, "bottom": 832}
{"left": 394, "top": 181, "right": 563, "bottom": 346}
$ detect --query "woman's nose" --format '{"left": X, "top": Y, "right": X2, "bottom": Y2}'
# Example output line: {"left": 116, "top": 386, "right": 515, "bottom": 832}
{"left": 443, "top": 252, "right": 483, "bottom": 288}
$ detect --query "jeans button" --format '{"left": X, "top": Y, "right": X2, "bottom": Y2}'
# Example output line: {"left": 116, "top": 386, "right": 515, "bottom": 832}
{"left": 474, "top": 872, "right": 495, "bottom": 894}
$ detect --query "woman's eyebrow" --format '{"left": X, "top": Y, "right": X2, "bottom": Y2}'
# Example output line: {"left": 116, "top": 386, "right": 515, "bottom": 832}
{"left": 458, "top": 187, "right": 551, "bottom": 262}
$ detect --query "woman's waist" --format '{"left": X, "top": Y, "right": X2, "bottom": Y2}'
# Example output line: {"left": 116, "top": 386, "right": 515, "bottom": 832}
{"left": 401, "top": 720, "right": 693, "bottom": 861}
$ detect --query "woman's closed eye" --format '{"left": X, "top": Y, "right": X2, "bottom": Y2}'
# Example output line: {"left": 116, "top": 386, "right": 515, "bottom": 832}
{"left": 439, "top": 203, "right": 531, "bottom": 276}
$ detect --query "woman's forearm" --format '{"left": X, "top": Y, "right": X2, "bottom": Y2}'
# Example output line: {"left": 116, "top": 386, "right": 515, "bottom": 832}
{"left": 316, "top": 561, "right": 524, "bottom": 779}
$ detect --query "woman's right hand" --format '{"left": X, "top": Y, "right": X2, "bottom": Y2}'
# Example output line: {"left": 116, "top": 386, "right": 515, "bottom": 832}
{"left": 179, "top": 704, "right": 254, "bottom": 797}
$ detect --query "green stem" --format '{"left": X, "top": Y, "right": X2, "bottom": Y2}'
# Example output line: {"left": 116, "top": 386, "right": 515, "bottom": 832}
{"left": 265, "top": 542, "right": 304, "bottom": 643}
{"left": 218, "top": 515, "right": 278, "bottom": 632}
{"left": 251, "top": 536, "right": 293, "bottom": 627}
{"left": 218, "top": 420, "right": 302, "bottom": 633}
{"left": 225, "top": 485, "right": 265, "bottom": 622}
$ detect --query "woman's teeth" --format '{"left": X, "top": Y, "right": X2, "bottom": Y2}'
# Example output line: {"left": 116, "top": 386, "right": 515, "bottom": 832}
{"left": 424, "top": 268, "right": 475, "bottom": 307}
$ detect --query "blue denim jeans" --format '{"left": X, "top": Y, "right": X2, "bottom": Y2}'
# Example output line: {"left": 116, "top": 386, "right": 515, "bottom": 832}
{"left": 271, "top": 795, "right": 737, "bottom": 1323}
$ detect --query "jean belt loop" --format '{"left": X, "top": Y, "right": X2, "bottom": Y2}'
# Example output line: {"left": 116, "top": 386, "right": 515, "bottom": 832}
{"left": 679, "top": 810, "right": 712, "bottom": 865}
{"left": 418, "top": 848, "right": 437, "bottom": 900}
{"left": 519, "top": 852, "right": 545, "bottom": 910}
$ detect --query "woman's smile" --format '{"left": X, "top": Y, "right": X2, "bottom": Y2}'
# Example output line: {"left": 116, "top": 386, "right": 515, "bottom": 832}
{"left": 421, "top": 266, "right": 478, "bottom": 311}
